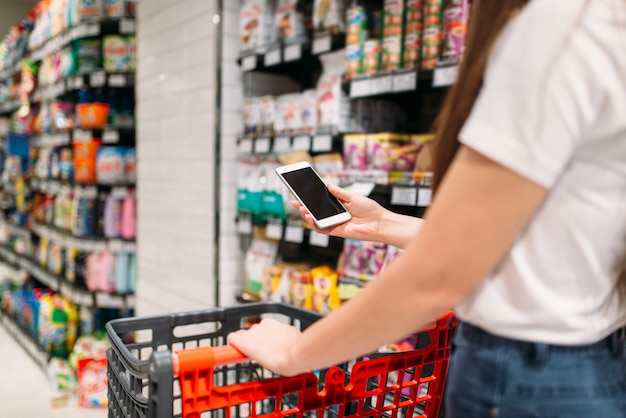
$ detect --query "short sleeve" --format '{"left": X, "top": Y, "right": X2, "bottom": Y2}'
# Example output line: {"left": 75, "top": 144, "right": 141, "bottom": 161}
{"left": 459, "top": 0, "right": 601, "bottom": 188}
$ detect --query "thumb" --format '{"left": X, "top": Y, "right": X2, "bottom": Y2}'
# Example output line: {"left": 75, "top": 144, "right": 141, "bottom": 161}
{"left": 327, "top": 183, "right": 352, "bottom": 203}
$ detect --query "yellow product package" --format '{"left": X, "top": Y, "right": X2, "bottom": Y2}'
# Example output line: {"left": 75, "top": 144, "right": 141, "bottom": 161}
{"left": 311, "top": 266, "right": 340, "bottom": 314}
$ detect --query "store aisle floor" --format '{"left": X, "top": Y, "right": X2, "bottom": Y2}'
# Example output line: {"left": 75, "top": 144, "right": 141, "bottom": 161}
{"left": 0, "top": 324, "right": 107, "bottom": 418}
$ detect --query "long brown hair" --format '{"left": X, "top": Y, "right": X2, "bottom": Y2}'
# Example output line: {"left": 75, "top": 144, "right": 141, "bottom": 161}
{"left": 431, "top": 0, "right": 626, "bottom": 302}
{"left": 432, "top": 0, "right": 530, "bottom": 193}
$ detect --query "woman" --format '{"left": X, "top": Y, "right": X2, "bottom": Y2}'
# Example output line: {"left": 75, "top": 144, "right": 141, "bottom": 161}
{"left": 229, "top": 0, "right": 626, "bottom": 416}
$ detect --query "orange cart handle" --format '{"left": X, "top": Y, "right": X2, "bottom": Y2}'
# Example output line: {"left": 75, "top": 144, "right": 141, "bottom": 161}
{"left": 172, "top": 345, "right": 247, "bottom": 378}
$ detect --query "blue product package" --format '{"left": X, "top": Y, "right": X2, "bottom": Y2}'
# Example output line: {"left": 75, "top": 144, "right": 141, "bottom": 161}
{"left": 97, "top": 147, "right": 126, "bottom": 184}
{"left": 114, "top": 253, "right": 130, "bottom": 293}
{"left": 104, "top": 194, "right": 123, "bottom": 238}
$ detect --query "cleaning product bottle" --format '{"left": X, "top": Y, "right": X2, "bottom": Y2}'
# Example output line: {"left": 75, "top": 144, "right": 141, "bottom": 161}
{"left": 114, "top": 253, "right": 130, "bottom": 293}
{"left": 98, "top": 248, "right": 115, "bottom": 293}
{"left": 103, "top": 192, "right": 122, "bottom": 238}
{"left": 121, "top": 188, "right": 135, "bottom": 240}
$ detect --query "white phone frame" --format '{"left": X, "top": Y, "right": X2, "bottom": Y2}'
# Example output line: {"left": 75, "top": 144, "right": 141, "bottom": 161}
{"left": 276, "top": 161, "right": 352, "bottom": 229}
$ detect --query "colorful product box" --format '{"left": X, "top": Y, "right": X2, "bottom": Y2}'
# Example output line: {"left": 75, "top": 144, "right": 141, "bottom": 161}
{"left": 403, "top": 31, "right": 422, "bottom": 69}
{"left": 346, "top": 43, "right": 364, "bottom": 78}
{"left": 421, "top": 26, "right": 442, "bottom": 69}
{"left": 422, "top": 0, "right": 445, "bottom": 69}
{"left": 406, "top": 0, "right": 425, "bottom": 32}
{"left": 382, "top": 35, "right": 404, "bottom": 71}
{"left": 383, "top": 0, "right": 405, "bottom": 37}
{"left": 346, "top": 6, "right": 368, "bottom": 45}
{"left": 364, "top": 39, "right": 382, "bottom": 75}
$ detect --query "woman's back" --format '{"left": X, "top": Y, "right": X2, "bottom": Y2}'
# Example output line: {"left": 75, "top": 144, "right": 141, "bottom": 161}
{"left": 455, "top": 0, "right": 626, "bottom": 344}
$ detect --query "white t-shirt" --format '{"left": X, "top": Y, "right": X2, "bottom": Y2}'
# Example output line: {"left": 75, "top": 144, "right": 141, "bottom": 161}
{"left": 457, "top": 0, "right": 626, "bottom": 345}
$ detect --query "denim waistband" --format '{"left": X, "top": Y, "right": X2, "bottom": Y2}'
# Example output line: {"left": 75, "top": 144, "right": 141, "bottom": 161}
{"left": 458, "top": 321, "right": 625, "bottom": 361}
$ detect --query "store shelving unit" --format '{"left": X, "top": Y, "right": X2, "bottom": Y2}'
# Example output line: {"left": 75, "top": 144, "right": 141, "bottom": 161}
{"left": 0, "top": 309, "right": 49, "bottom": 370}
{"left": 0, "top": 7, "right": 137, "bottom": 367}
{"left": 233, "top": 0, "right": 463, "bottom": 307}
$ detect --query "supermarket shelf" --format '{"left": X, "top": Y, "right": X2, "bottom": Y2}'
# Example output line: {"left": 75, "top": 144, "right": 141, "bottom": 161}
{"left": 31, "top": 177, "right": 135, "bottom": 196}
{"left": 0, "top": 311, "right": 49, "bottom": 371}
{"left": 31, "top": 221, "right": 137, "bottom": 253}
{"left": 0, "top": 244, "right": 133, "bottom": 308}
{"left": 0, "top": 99, "right": 21, "bottom": 115}
{"left": 35, "top": 71, "right": 135, "bottom": 102}
{"left": 238, "top": 34, "right": 345, "bottom": 88}
{"left": 30, "top": 126, "right": 135, "bottom": 147}
{"left": 0, "top": 19, "right": 136, "bottom": 82}
{"left": 237, "top": 132, "right": 341, "bottom": 156}
{"left": 239, "top": 33, "right": 345, "bottom": 72}
{"left": 344, "top": 66, "right": 458, "bottom": 99}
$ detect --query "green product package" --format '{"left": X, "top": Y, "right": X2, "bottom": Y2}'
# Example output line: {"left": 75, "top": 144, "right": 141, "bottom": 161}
{"left": 383, "top": 0, "right": 405, "bottom": 37}
{"left": 364, "top": 39, "right": 382, "bottom": 75}
{"left": 382, "top": 35, "right": 404, "bottom": 71}
{"left": 346, "top": 6, "right": 368, "bottom": 45}
{"left": 421, "top": 0, "right": 444, "bottom": 69}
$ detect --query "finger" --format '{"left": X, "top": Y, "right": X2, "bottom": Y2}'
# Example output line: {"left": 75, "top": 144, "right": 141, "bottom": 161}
{"left": 290, "top": 200, "right": 301, "bottom": 210}
{"left": 227, "top": 331, "right": 242, "bottom": 346}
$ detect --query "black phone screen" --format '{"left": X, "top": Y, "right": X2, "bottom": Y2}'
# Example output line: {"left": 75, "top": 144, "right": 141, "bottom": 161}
{"left": 281, "top": 167, "right": 346, "bottom": 219}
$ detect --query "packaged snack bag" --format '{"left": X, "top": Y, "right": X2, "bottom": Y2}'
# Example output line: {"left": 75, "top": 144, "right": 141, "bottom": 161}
{"left": 311, "top": 265, "right": 340, "bottom": 314}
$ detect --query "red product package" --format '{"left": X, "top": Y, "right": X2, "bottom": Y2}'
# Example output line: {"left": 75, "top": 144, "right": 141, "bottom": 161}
{"left": 77, "top": 358, "right": 108, "bottom": 408}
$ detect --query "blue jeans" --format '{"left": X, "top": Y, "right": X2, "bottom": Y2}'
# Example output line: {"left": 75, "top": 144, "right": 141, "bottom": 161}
{"left": 444, "top": 322, "right": 626, "bottom": 418}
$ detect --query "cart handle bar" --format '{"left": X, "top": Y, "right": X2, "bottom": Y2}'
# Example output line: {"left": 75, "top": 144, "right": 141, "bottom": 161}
{"left": 172, "top": 345, "right": 247, "bottom": 378}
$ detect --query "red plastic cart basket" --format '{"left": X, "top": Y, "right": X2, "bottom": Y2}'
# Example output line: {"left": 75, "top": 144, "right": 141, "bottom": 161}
{"left": 106, "top": 303, "right": 457, "bottom": 418}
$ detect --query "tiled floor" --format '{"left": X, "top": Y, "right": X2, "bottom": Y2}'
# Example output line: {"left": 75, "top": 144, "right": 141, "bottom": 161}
{"left": 0, "top": 323, "right": 107, "bottom": 418}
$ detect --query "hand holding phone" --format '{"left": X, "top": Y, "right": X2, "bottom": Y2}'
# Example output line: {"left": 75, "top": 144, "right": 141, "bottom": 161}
{"left": 276, "top": 161, "right": 352, "bottom": 229}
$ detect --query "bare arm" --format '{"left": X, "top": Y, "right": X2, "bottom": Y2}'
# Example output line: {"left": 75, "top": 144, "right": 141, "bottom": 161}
{"left": 229, "top": 146, "right": 547, "bottom": 376}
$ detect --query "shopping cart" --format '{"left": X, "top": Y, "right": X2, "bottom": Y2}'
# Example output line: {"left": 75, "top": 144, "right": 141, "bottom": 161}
{"left": 106, "top": 302, "right": 457, "bottom": 418}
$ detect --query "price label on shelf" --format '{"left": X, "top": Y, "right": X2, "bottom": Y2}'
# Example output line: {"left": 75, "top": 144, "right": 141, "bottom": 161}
{"left": 393, "top": 71, "right": 417, "bottom": 92}
{"left": 111, "top": 187, "right": 129, "bottom": 199}
{"left": 309, "top": 230, "right": 330, "bottom": 248}
{"left": 254, "top": 137, "right": 271, "bottom": 154}
{"left": 264, "top": 48, "right": 282, "bottom": 67}
{"left": 292, "top": 135, "right": 311, "bottom": 152}
{"left": 86, "top": 23, "right": 100, "bottom": 37}
{"left": 238, "top": 138, "right": 254, "bottom": 155}
{"left": 49, "top": 182, "right": 61, "bottom": 195}
{"left": 312, "top": 36, "right": 332, "bottom": 54}
{"left": 73, "top": 75, "right": 84, "bottom": 90}
{"left": 72, "top": 24, "right": 88, "bottom": 40}
{"left": 265, "top": 218, "right": 283, "bottom": 240}
{"left": 284, "top": 224, "right": 304, "bottom": 243}
{"left": 108, "top": 74, "right": 127, "bottom": 87}
{"left": 90, "top": 71, "right": 106, "bottom": 87}
{"left": 76, "top": 290, "right": 95, "bottom": 307}
{"left": 350, "top": 78, "right": 372, "bottom": 98}
{"left": 120, "top": 19, "right": 136, "bottom": 34}
{"left": 237, "top": 214, "right": 253, "bottom": 235}
{"left": 74, "top": 129, "right": 92, "bottom": 142}
{"left": 391, "top": 187, "right": 418, "bottom": 206}
{"left": 433, "top": 66, "right": 459, "bottom": 87}
{"left": 241, "top": 55, "right": 257, "bottom": 71}
{"left": 371, "top": 75, "right": 392, "bottom": 95}
{"left": 283, "top": 44, "right": 302, "bottom": 62}
{"left": 312, "top": 134, "right": 333, "bottom": 152}
{"left": 417, "top": 188, "right": 432, "bottom": 207}
{"left": 103, "top": 129, "right": 120, "bottom": 144}
{"left": 273, "top": 136, "right": 292, "bottom": 153}
{"left": 349, "top": 182, "right": 376, "bottom": 197}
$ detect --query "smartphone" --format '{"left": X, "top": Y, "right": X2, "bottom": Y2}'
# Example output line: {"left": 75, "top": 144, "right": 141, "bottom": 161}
{"left": 275, "top": 161, "right": 352, "bottom": 229}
